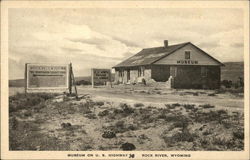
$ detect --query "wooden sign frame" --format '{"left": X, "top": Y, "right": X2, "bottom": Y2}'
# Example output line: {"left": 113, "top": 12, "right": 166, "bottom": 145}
{"left": 91, "top": 68, "right": 112, "bottom": 88}
{"left": 24, "top": 63, "right": 72, "bottom": 93}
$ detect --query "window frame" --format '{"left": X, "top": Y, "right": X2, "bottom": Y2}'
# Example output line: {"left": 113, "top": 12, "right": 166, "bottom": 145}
{"left": 119, "top": 70, "right": 124, "bottom": 77}
{"left": 185, "top": 50, "right": 191, "bottom": 59}
{"left": 201, "top": 66, "right": 207, "bottom": 77}
{"left": 138, "top": 66, "right": 145, "bottom": 77}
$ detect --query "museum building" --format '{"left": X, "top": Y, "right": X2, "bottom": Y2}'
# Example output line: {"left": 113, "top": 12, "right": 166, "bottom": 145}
{"left": 113, "top": 40, "right": 224, "bottom": 89}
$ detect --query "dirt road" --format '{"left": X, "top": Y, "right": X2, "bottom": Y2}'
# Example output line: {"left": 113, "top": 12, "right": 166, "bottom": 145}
{"left": 9, "top": 85, "right": 244, "bottom": 111}
{"left": 76, "top": 86, "right": 244, "bottom": 110}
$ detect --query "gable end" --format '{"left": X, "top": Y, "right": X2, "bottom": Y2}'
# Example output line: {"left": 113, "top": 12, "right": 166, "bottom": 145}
{"left": 153, "top": 43, "right": 224, "bottom": 66}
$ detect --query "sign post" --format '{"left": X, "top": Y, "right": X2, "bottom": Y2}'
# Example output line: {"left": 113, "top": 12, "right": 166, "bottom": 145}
{"left": 70, "top": 63, "right": 78, "bottom": 99}
{"left": 69, "top": 63, "right": 72, "bottom": 94}
{"left": 91, "top": 68, "right": 94, "bottom": 88}
{"left": 24, "top": 63, "right": 27, "bottom": 94}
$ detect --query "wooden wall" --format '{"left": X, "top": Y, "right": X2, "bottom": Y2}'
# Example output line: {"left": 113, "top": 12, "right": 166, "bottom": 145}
{"left": 115, "top": 64, "right": 221, "bottom": 89}
{"left": 173, "top": 65, "right": 220, "bottom": 89}
{"left": 151, "top": 65, "right": 170, "bottom": 82}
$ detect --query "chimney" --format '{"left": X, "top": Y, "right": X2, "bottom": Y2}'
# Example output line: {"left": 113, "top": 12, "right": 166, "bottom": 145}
{"left": 164, "top": 40, "right": 168, "bottom": 47}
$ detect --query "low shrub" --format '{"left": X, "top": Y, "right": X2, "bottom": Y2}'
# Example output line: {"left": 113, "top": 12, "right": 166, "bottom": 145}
{"left": 127, "top": 124, "right": 138, "bottom": 131}
{"left": 172, "top": 103, "right": 181, "bottom": 107}
{"left": 199, "top": 104, "right": 215, "bottom": 109}
{"left": 95, "top": 101, "right": 104, "bottom": 106}
{"left": 200, "top": 137, "right": 210, "bottom": 148}
{"left": 24, "top": 110, "right": 32, "bottom": 117}
{"left": 79, "top": 102, "right": 92, "bottom": 114}
{"left": 106, "top": 120, "right": 136, "bottom": 133}
{"left": 33, "top": 102, "right": 47, "bottom": 112}
{"left": 221, "top": 119, "right": 232, "bottom": 129}
{"left": 172, "top": 121, "right": 189, "bottom": 130}
{"left": 165, "top": 104, "right": 176, "bottom": 109}
{"left": 102, "top": 131, "right": 116, "bottom": 138}
{"left": 75, "top": 80, "right": 91, "bottom": 85}
{"left": 120, "top": 142, "right": 136, "bottom": 151}
{"left": 134, "top": 103, "right": 144, "bottom": 108}
{"left": 221, "top": 80, "right": 233, "bottom": 88}
{"left": 212, "top": 136, "right": 235, "bottom": 149}
{"left": 113, "top": 108, "right": 123, "bottom": 114}
{"left": 193, "top": 109, "right": 228, "bottom": 123}
{"left": 233, "top": 128, "right": 244, "bottom": 140}
{"left": 61, "top": 123, "right": 72, "bottom": 129}
{"left": 115, "top": 120, "right": 125, "bottom": 128}
{"left": 183, "top": 104, "right": 195, "bottom": 110}
{"left": 215, "top": 87, "right": 244, "bottom": 94}
{"left": 202, "top": 130, "right": 212, "bottom": 136}
{"left": 157, "top": 114, "right": 167, "bottom": 119}
{"left": 85, "top": 113, "right": 97, "bottom": 119}
{"left": 173, "top": 130, "right": 197, "bottom": 142}
{"left": 208, "top": 93, "right": 216, "bottom": 96}
{"left": 98, "top": 110, "right": 109, "bottom": 117}
{"left": 139, "top": 113, "right": 155, "bottom": 124}
{"left": 217, "top": 109, "right": 227, "bottom": 115}
{"left": 165, "top": 113, "right": 180, "bottom": 122}
{"left": 119, "top": 103, "right": 135, "bottom": 115}
{"left": 9, "top": 120, "right": 70, "bottom": 150}
{"left": 193, "top": 92, "right": 199, "bottom": 96}
{"left": 163, "top": 129, "right": 197, "bottom": 144}
{"left": 9, "top": 117, "right": 18, "bottom": 130}
{"left": 9, "top": 93, "right": 57, "bottom": 113}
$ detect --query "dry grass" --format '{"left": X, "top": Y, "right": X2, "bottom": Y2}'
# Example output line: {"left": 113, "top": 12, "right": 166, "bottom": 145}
{"left": 9, "top": 93, "right": 244, "bottom": 151}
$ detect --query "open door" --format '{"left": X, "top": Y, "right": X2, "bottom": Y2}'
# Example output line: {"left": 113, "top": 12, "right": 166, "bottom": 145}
{"left": 127, "top": 69, "right": 130, "bottom": 82}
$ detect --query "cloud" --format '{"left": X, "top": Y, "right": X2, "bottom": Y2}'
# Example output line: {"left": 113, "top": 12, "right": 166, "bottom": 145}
{"left": 112, "top": 36, "right": 142, "bottom": 48}
{"left": 198, "top": 42, "right": 220, "bottom": 49}
{"left": 61, "top": 47, "right": 83, "bottom": 52}
{"left": 230, "top": 43, "right": 244, "bottom": 48}
{"left": 8, "top": 17, "right": 143, "bottom": 79}
{"left": 8, "top": 8, "right": 244, "bottom": 79}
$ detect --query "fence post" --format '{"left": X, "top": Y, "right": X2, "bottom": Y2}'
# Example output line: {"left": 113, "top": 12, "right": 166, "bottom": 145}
{"left": 91, "top": 68, "right": 94, "bottom": 88}
{"left": 69, "top": 63, "right": 72, "bottom": 94}
{"left": 24, "top": 63, "right": 27, "bottom": 94}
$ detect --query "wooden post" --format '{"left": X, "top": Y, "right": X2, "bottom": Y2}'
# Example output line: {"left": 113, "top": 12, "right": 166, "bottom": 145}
{"left": 70, "top": 65, "right": 78, "bottom": 99}
{"left": 24, "top": 63, "right": 27, "bottom": 94}
{"left": 91, "top": 68, "right": 94, "bottom": 88}
{"left": 110, "top": 69, "right": 113, "bottom": 88}
{"left": 69, "top": 63, "right": 72, "bottom": 94}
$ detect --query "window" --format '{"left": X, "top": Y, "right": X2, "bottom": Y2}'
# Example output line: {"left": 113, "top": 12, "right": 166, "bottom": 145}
{"left": 201, "top": 67, "right": 207, "bottom": 77}
{"left": 127, "top": 69, "right": 130, "bottom": 80}
{"left": 138, "top": 67, "right": 145, "bottom": 77}
{"left": 119, "top": 70, "right": 124, "bottom": 77}
{"left": 185, "top": 51, "right": 191, "bottom": 59}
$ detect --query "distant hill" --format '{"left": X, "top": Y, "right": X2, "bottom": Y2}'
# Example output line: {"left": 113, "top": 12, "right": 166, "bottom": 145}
{"left": 9, "top": 62, "right": 243, "bottom": 87}
{"left": 9, "top": 79, "right": 25, "bottom": 87}
{"left": 9, "top": 74, "right": 115, "bottom": 87}
{"left": 221, "top": 62, "right": 244, "bottom": 82}
{"left": 74, "top": 76, "right": 91, "bottom": 82}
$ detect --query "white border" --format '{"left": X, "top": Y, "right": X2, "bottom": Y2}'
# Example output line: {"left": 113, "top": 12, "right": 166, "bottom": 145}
{"left": 1, "top": 1, "right": 249, "bottom": 160}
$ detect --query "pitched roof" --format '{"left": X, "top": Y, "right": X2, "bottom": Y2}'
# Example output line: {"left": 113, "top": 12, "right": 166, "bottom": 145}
{"left": 113, "top": 42, "right": 190, "bottom": 68}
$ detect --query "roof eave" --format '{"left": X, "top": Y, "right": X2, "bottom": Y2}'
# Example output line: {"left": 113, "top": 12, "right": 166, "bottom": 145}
{"left": 189, "top": 43, "right": 225, "bottom": 66}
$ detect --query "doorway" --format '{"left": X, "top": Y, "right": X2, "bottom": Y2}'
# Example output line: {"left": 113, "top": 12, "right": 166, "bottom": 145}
{"left": 170, "top": 66, "right": 177, "bottom": 77}
{"left": 127, "top": 69, "right": 130, "bottom": 82}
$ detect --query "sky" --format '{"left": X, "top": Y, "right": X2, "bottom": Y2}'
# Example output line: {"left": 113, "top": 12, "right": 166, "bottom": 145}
{"left": 8, "top": 8, "right": 244, "bottom": 79}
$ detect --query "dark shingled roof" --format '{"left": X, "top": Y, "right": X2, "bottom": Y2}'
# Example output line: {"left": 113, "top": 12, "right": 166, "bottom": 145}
{"left": 113, "top": 42, "right": 190, "bottom": 68}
